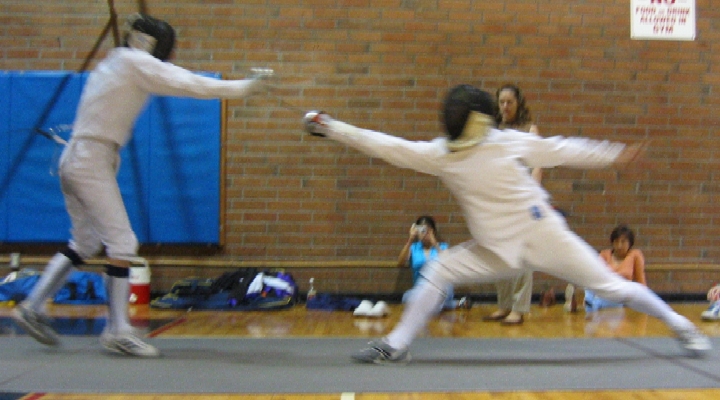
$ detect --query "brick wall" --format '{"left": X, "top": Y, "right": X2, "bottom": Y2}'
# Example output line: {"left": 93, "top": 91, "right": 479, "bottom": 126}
{"left": 2, "top": 0, "right": 720, "bottom": 296}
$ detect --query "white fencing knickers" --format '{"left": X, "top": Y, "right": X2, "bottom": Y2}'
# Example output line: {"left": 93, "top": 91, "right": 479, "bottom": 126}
{"left": 58, "top": 138, "right": 139, "bottom": 261}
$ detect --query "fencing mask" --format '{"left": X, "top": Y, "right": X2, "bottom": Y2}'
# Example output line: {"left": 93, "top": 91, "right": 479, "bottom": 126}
{"left": 442, "top": 84, "right": 496, "bottom": 152}
{"left": 124, "top": 14, "right": 176, "bottom": 61}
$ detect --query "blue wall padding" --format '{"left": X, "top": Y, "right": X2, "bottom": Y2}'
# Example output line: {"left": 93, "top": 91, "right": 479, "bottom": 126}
{"left": 6, "top": 72, "right": 85, "bottom": 241}
{"left": 0, "top": 71, "right": 222, "bottom": 244}
{"left": 146, "top": 96, "right": 221, "bottom": 243}
{"left": 0, "top": 72, "right": 9, "bottom": 239}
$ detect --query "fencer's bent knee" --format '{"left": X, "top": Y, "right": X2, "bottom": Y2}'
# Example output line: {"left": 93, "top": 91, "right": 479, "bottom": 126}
{"left": 105, "top": 232, "right": 139, "bottom": 262}
{"left": 69, "top": 241, "right": 102, "bottom": 260}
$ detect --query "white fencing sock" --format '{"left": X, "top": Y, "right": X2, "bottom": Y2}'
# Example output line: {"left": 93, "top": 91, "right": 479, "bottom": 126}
{"left": 385, "top": 280, "right": 445, "bottom": 350}
{"left": 623, "top": 283, "right": 695, "bottom": 332}
{"left": 105, "top": 266, "right": 133, "bottom": 335}
{"left": 23, "top": 252, "right": 75, "bottom": 312}
{"left": 38, "top": 265, "right": 75, "bottom": 314}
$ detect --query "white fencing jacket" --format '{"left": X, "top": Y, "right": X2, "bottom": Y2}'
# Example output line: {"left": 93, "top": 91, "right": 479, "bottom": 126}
{"left": 323, "top": 120, "right": 625, "bottom": 269}
{"left": 72, "top": 48, "right": 259, "bottom": 147}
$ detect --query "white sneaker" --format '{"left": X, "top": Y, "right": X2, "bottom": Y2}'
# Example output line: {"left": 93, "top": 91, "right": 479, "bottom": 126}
{"left": 353, "top": 300, "right": 374, "bottom": 317}
{"left": 11, "top": 304, "right": 60, "bottom": 346}
{"left": 701, "top": 300, "right": 720, "bottom": 321}
{"left": 367, "top": 301, "right": 389, "bottom": 317}
{"left": 100, "top": 331, "right": 160, "bottom": 357}
{"left": 676, "top": 328, "right": 712, "bottom": 355}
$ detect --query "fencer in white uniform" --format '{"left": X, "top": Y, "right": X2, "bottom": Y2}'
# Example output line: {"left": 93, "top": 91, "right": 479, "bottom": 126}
{"left": 303, "top": 84, "right": 711, "bottom": 363}
{"left": 12, "top": 14, "right": 273, "bottom": 357}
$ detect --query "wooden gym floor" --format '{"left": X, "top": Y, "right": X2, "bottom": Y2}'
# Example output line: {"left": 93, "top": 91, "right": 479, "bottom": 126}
{"left": 1, "top": 302, "right": 719, "bottom": 400}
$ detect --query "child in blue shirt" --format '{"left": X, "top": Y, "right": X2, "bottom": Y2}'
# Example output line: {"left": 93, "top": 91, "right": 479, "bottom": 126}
{"left": 398, "top": 216, "right": 457, "bottom": 312}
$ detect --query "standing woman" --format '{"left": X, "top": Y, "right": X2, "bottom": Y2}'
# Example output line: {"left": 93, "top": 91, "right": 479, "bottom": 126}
{"left": 482, "top": 84, "right": 539, "bottom": 325}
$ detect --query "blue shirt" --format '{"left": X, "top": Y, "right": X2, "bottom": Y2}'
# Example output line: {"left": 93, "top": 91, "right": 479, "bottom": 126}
{"left": 409, "top": 241, "right": 448, "bottom": 283}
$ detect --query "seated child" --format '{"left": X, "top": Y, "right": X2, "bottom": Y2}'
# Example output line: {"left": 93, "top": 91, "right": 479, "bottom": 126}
{"left": 585, "top": 224, "right": 646, "bottom": 312}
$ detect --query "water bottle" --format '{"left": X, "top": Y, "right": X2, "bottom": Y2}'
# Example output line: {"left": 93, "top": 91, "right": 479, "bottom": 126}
{"left": 10, "top": 253, "right": 20, "bottom": 272}
{"left": 2, "top": 253, "right": 20, "bottom": 285}
{"left": 307, "top": 278, "right": 317, "bottom": 302}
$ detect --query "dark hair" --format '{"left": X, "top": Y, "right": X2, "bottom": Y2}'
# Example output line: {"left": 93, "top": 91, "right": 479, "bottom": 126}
{"left": 495, "top": 83, "right": 532, "bottom": 127}
{"left": 414, "top": 215, "right": 442, "bottom": 243}
{"left": 415, "top": 215, "right": 437, "bottom": 232}
{"left": 610, "top": 224, "right": 635, "bottom": 248}
{"left": 443, "top": 84, "right": 496, "bottom": 140}
{"left": 126, "top": 14, "right": 176, "bottom": 61}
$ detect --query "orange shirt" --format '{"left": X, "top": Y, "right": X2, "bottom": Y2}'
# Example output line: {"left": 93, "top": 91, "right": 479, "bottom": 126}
{"left": 599, "top": 249, "right": 646, "bottom": 285}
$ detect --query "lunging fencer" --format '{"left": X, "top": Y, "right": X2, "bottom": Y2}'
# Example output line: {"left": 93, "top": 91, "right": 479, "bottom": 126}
{"left": 12, "top": 13, "right": 274, "bottom": 357}
{"left": 303, "top": 84, "right": 711, "bottom": 363}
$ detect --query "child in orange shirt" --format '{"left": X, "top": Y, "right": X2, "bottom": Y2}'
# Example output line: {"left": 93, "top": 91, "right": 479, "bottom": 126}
{"left": 585, "top": 225, "right": 646, "bottom": 312}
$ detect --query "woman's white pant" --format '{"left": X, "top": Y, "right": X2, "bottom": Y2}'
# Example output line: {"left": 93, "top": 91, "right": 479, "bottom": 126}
{"left": 494, "top": 270, "right": 533, "bottom": 314}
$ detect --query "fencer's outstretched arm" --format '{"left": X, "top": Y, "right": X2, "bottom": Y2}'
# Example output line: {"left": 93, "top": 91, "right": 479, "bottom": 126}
{"left": 304, "top": 112, "right": 643, "bottom": 173}
{"left": 612, "top": 141, "right": 648, "bottom": 168}
{"left": 304, "top": 112, "right": 445, "bottom": 176}
{"left": 124, "top": 50, "right": 272, "bottom": 99}
{"left": 497, "top": 130, "right": 637, "bottom": 170}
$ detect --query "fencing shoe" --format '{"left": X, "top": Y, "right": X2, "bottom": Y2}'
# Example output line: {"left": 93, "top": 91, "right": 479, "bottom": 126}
{"left": 676, "top": 328, "right": 712, "bottom": 356}
{"left": 12, "top": 304, "right": 59, "bottom": 346}
{"left": 351, "top": 339, "right": 410, "bottom": 364}
{"left": 100, "top": 331, "right": 160, "bottom": 357}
